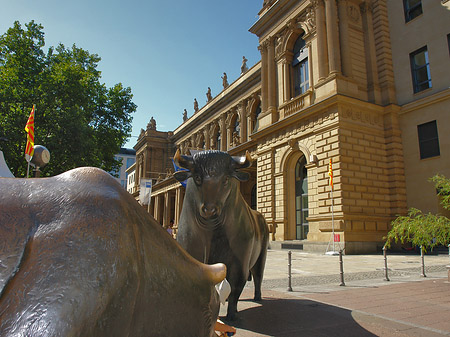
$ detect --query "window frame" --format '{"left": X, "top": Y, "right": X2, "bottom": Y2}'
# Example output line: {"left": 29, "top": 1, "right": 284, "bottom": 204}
{"left": 417, "top": 120, "right": 440, "bottom": 160}
{"left": 292, "top": 35, "right": 309, "bottom": 98}
{"left": 403, "top": 0, "right": 423, "bottom": 23}
{"left": 410, "top": 46, "right": 432, "bottom": 94}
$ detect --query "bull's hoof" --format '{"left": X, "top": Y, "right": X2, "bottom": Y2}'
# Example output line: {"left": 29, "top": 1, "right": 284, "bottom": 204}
{"left": 225, "top": 312, "right": 239, "bottom": 322}
{"left": 254, "top": 291, "right": 262, "bottom": 302}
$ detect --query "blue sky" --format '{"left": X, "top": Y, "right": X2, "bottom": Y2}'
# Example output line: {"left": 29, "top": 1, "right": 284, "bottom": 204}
{"left": 0, "top": 0, "right": 262, "bottom": 148}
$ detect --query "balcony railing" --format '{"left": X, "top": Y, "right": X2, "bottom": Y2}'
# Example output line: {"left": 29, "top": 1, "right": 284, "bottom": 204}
{"left": 280, "top": 91, "right": 312, "bottom": 119}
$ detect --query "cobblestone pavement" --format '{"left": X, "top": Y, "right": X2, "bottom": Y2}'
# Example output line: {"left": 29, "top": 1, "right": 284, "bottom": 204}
{"left": 219, "top": 249, "right": 450, "bottom": 337}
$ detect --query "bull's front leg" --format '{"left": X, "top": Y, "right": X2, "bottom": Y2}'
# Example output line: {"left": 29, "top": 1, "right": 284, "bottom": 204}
{"left": 225, "top": 265, "right": 246, "bottom": 321}
{"left": 250, "top": 248, "right": 267, "bottom": 301}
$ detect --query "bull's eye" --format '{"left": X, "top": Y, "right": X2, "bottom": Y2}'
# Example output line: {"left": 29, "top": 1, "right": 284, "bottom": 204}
{"left": 193, "top": 175, "right": 202, "bottom": 185}
{"left": 223, "top": 177, "right": 229, "bottom": 186}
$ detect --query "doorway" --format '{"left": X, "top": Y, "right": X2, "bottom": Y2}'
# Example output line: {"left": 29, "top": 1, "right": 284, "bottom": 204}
{"left": 294, "top": 156, "right": 309, "bottom": 239}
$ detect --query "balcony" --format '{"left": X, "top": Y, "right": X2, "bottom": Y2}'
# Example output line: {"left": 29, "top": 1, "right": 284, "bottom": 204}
{"left": 279, "top": 91, "right": 312, "bottom": 119}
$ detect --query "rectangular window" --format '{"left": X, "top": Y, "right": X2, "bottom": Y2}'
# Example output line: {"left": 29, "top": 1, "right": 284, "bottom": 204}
{"left": 403, "top": 0, "right": 422, "bottom": 22}
{"left": 293, "top": 48, "right": 309, "bottom": 97}
{"left": 410, "top": 46, "right": 432, "bottom": 93}
{"left": 417, "top": 121, "right": 440, "bottom": 159}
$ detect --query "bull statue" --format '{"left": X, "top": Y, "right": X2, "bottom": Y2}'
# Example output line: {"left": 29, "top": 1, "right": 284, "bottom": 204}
{"left": 174, "top": 149, "right": 269, "bottom": 320}
{"left": 0, "top": 167, "right": 226, "bottom": 337}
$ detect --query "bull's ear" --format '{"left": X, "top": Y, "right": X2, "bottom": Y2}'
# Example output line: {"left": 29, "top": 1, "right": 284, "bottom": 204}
{"left": 232, "top": 171, "right": 250, "bottom": 182}
{"left": 231, "top": 150, "right": 252, "bottom": 170}
{"left": 174, "top": 149, "right": 194, "bottom": 170}
{"left": 174, "top": 170, "right": 191, "bottom": 182}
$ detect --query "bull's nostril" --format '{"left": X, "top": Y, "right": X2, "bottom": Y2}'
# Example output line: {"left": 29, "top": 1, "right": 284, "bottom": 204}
{"left": 201, "top": 204, "right": 218, "bottom": 218}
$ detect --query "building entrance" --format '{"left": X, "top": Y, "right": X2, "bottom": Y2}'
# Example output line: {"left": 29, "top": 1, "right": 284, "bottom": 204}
{"left": 295, "top": 156, "right": 308, "bottom": 239}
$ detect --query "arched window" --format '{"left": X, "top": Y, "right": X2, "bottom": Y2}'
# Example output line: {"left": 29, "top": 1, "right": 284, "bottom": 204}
{"left": 216, "top": 130, "right": 221, "bottom": 150}
{"left": 252, "top": 104, "right": 262, "bottom": 134}
{"left": 233, "top": 117, "right": 240, "bottom": 135}
{"left": 295, "top": 156, "right": 308, "bottom": 239}
{"left": 292, "top": 35, "right": 309, "bottom": 97}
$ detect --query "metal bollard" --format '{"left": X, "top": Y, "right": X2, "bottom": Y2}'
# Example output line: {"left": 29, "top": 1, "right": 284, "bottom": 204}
{"left": 287, "top": 250, "right": 293, "bottom": 291}
{"left": 339, "top": 249, "right": 345, "bottom": 286}
{"left": 448, "top": 244, "right": 450, "bottom": 264}
{"left": 383, "top": 246, "right": 390, "bottom": 281}
{"left": 420, "top": 246, "right": 426, "bottom": 277}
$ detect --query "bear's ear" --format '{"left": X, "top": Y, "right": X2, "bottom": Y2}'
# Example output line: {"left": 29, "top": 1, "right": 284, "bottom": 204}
{"left": 174, "top": 170, "right": 191, "bottom": 182}
{"left": 232, "top": 171, "right": 249, "bottom": 182}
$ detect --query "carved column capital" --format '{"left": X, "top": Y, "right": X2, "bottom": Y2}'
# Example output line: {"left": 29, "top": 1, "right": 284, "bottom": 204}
{"left": 360, "top": 0, "right": 374, "bottom": 14}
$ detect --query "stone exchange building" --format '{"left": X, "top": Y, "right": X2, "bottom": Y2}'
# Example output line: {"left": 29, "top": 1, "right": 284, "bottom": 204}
{"left": 127, "top": 0, "right": 450, "bottom": 254}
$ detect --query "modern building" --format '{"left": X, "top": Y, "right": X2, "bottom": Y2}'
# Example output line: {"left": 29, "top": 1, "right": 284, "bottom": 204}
{"left": 112, "top": 147, "right": 136, "bottom": 189}
{"left": 130, "top": 0, "right": 450, "bottom": 253}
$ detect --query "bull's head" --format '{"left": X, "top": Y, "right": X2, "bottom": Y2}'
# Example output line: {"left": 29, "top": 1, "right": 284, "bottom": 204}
{"left": 174, "top": 150, "right": 252, "bottom": 220}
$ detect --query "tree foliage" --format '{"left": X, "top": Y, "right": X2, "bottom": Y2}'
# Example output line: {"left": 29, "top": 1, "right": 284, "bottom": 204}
{"left": 385, "top": 175, "right": 450, "bottom": 252}
{"left": 0, "top": 21, "right": 136, "bottom": 177}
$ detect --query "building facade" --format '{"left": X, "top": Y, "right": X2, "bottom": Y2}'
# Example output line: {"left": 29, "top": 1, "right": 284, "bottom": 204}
{"left": 111, "top": 147, "right": 136, "bottom": 189}
{"left": 130, "top": 0, "right": 450, "bottom": 253}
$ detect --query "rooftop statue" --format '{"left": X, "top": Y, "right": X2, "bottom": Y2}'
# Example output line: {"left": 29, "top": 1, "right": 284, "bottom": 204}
{"left": 183, "top": 109, "right": 188, "bottom": 122}
{"left": 174, "top": 150, "right": 269, "bottom": 320}
{"left": 241, "top": 56, "right": 248, "bottom": 74}
{"left": 222, "top": 72, "right": 229, "bottom": 89}
{"left": 147, "top": 116, "right": 156, "bottom": 130}
{"left": 206, "top": 87, "right": 212, "bottom": 102}
{"left": 194, "top": 98, "right": 199, "bottom": 112}
{"left": 0, "top": 168, "right": 226, "bottom": 336}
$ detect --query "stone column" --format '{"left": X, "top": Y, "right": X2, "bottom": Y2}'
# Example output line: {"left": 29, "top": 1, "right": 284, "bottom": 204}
{"left": 203, "top": 127, "right": 210, "bottom": 149}
{"left": 282, "top": 52, "right": 293, "bottom": 102}
{"left": 239, "top": 100, "right": 248, "bottom": 143}
{"left": 325, "top": 0, "right": 341, "bottom": 74}
{"left": 220, "top": 114, "right": 227, "bottom": 152}
{"left": 163, "top": 191, "right": 169, "bottom": 227}
{"left": 315, "top": 0, "right": 329, "bottom": 80}
{"left": 361, "top": 1, "right": 381, "bottom": 103}
{"left": 258, "top": 43, "right": 269, "bottom": 113}
{"left": 338, "top": 0, "right": 352, "bottom": 77}
{"left": 154, "top": 195, "right": 161, "bottom": 225}
{"left": 267, "top": 37, "right": 278, "bottom": 122}
{"left": 175, "top": 187, "right": 182, "bottom": 225}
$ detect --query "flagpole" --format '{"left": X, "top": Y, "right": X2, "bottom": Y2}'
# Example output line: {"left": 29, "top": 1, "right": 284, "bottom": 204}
{"left": 326, "top": 158, "right": 338, "bottom": 255}
{"left": 26, "top": 160, "right": 30, "bottom": 178}
{"left": 331, "top": 187, "right": 335, "bottom": 252}
{"left": 24, "top": 104, "right": 35, "bottom": 178}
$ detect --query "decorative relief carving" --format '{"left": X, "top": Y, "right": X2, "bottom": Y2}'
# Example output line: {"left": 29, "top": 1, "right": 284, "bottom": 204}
{"left": 348, "top": 3, "right": 361, "bottom": 22}
{"left": 341, "top": 108, "right": 382, "bottom": 126}
{"left": 259, "top": 110, "right": 338, "bottom": 150}
{"left": 246, "top": 92, "right": 260, "bottom": 118}
{"left": 304, "top": 6, "right": 316, "bottom": 33}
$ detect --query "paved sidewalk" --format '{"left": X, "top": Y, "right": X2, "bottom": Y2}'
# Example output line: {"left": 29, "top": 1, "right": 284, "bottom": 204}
{"left": 219, "top": 249, "right": 450, "bottom": 336}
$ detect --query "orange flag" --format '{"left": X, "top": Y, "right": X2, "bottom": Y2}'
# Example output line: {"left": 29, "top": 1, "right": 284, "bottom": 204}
{"left": 328, "top": 158, "right": 333, "bottom": 189}
{"left": 25, "top": 105, "right": 35, "bottom": 162}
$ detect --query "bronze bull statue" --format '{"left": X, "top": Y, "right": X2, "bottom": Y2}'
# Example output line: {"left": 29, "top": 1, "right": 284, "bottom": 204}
{"left": 0, "top": 167, "right": 226, "bottom": 336}
{"left": 174, "top": 150, "right": 269, "bottom": 320}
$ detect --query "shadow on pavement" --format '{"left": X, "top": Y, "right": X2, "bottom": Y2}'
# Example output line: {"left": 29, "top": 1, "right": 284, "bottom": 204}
{"left": 220, "top": 296, "right": 377, "bottom": 337}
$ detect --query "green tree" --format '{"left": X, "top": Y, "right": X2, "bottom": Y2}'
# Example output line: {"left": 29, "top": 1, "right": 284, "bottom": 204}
{"left": 0, "top": 21, "right": 136, "bottom": 177}
{"left": 385, "top": 175, "right": 450, "bottom": 252}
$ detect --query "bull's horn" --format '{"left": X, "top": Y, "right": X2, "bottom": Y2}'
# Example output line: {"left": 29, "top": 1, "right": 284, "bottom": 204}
{"left": 174, "top": 149, "right": 194, "bottom": 170}
{"left": 232, "top": 150, "right": 252, "bottom": 169}
{"left": 201, "top": 263, "right": 227, "bottom": 285}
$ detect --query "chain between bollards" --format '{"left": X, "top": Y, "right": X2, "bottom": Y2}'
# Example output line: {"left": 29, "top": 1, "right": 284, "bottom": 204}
{"left": 383, "top": 245, "right": 390, "bottom": 281}
{"left": 420, "top": 246, "right": 426, "bottom": 277}
{"left": 339, "top": 249, "right": 345, "bottom": 286}
{"left": 287, "top": 250, "right": 293, "bottom": 292}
